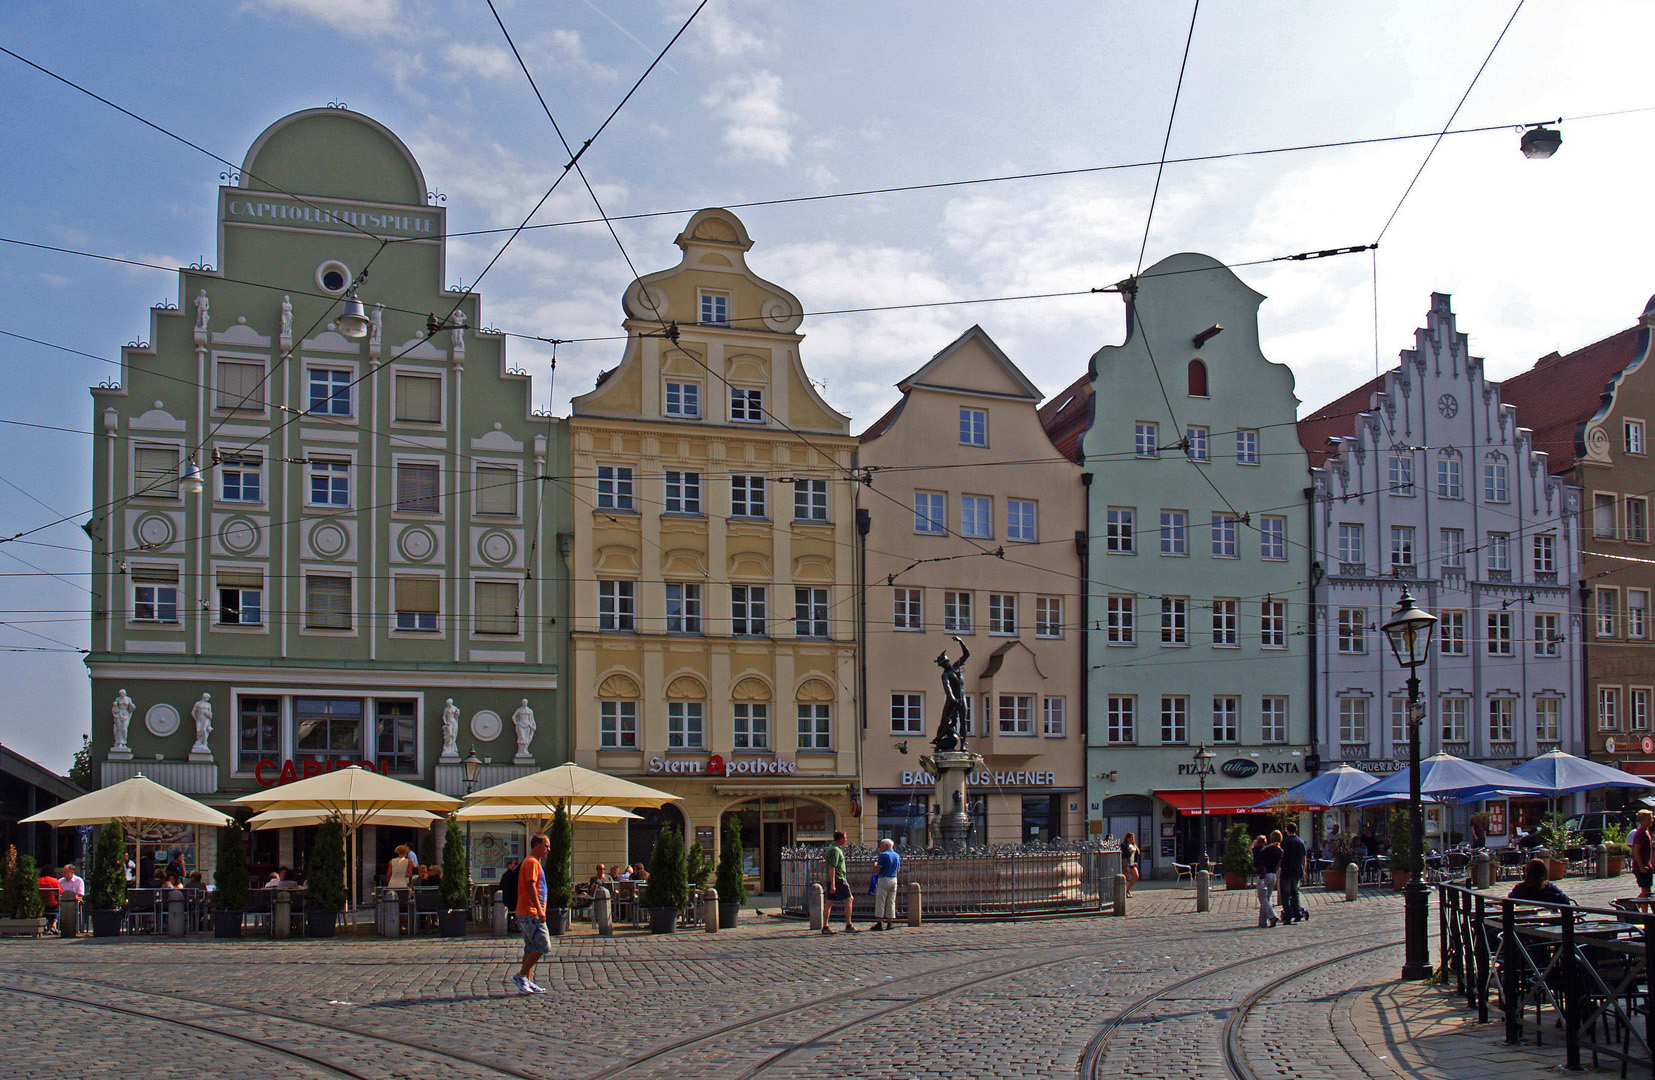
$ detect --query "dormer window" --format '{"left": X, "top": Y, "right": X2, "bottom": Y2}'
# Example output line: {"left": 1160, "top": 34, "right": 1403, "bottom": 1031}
{"left": 700, "top": 291, "right": 730, "bottom": 326}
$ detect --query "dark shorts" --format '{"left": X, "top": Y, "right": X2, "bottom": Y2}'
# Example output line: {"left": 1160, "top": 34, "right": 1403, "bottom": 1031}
{"left": 827, "top": 880, "right": 852, "bottom": 901}
{"left": 520, "top": 916, "right": 551, "bottom": 955}
{"left": 1636, "top": 868, "right": 1654, "bottom": 890}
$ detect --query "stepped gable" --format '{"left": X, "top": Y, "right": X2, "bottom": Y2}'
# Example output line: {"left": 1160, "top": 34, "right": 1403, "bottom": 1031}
{"left": 1297, "top": 374, "right": 1385, "bottom": 471}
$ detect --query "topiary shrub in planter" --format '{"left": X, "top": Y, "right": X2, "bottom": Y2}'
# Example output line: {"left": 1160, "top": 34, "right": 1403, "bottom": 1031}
{"left": 714, "top": 817, "right": 747, "bottom": 929}
{"left": 211, "top": 821, "right": 250, "bottom": 938}
{"left": 304, "top": 819, "right": 346, "bottom": 937}
{"left": 437, "top": 816, "right": 471, "bottom": 937}
{"left": 0, "top": 846, "right": 46, "bottom": 935}
{"left": 88, "top": 821, "right": 127, "bottom": 937}
{"left": 1387, "top": 809, "right": 1414, "bottom": 890}
{"left": 1323, "top": 831, "right": 1355, "bottom": 891}
{"left": 642, "top": 825, "right": 686, "bottom": 934}
{"left": 544, "top": 803, "right": 573, "bottom": 936}
{"left": 1220, "top": 822, "right": 1252, "bottom": 889}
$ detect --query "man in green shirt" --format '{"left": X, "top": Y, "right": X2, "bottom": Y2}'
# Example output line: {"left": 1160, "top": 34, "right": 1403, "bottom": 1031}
{"left": 821, "top": 830, "right": 858, "bottom": 934}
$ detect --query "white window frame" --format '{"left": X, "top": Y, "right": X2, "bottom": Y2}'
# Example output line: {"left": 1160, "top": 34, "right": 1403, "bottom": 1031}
{"left": 391, "top": 369, "right": 444, "bottom": 425}
{"left": 730, "top": 474, "right": 767, "bottom": 518}
{"left": 998, "top": 694, "right": 1035, "bottom": 736}
{"left": 307, "top": 365, "right": 354, "bottom": 418}
{"left": 960, "top": 495, "right": 992, "bottom": 538}
{"left": 1533, "top": 612, "right": 1560, "bottom": 656}
{"left": 944, "top": 590, "right": 974, "bottom": 634}
{"left": 1211, "top": 514, "right": 1239, "bottom": 558}
{"left": 1184, "top": 426, "right": 1209, "bottom": 462}
{"left": 1486, "top": 611, "right": 1514, "bottom": 656}
{"left": 664, "top": 380, "right": 702, "bottom": 418}
{"left": 988, "top": 593, "right": 1017, "bottom": 636}
{"left": 1106, "top": 507, "right": 1135, "bottom": 553}
{"left": 914, "top": 491, "right": 946, "bottom": 535}
{"left": 731, "top": 585, "right": 767, "bottom": 637}
{"left": 1161, "top": 696, "right": 1188, "bottom": 744}
{"left": 1487, "top": 698, "right": 1515, "bottom": 743}
{"left": 1106, "top": 696, "right": 1135, "bottom": 744}
{"left": 1260, "top": 516, "right": 1286, "bottom": 560}
{"left": 1135, "top": 422, "right": 1159, "bottom": 458}
{"left": 1212, "top": 696, "right": 1239, "bottom": 743}
{"left": 795, "top": 587, "right": 829, "bottom": 638}
{"left": 664, "top": 470, "right": 702, "bottom": 515}
{"left": 1160, "top": 510, "right": 1187, "bottom": 556}
{"left": 793, "top": 479, "right": 828, "bottom": 522}
{"left": 1035, "top": 596, "right": 1063, "bottom": 639}
{"left": 666, "top": 582, "right": 704, "bottom": 634}
{"left": 217, "top": 452, "right": 263, "bottom": 504}
{"left": 1439, "top": 610, "right": 1468, "bottom": 655}
{"left": 1484, "top": 453, "right": 1510, "bottom": 503}
{"left": 598, "top": 579, "right": 636, "bottom": 632}
{"left": 1211, "top": 598, "right": 1238, "bottom": 647}
{"left": 1337, "top": 608, "right": 1367, "bottom": 654}
{"left": 1106, "top": 595, "right": 1135, "bottom": 645}
{"left": 1161, "top": 596, "right": 1188, "bottom": 646}
{"left": 1006, "top": 499, "right": 1036, "bottom": 542}
{"left": 1436, "top": 450, "right": 1462, "bottom": 498}
{"left": 307, "top": 456, "right": 351, "bottom": 509}
{"left": 890, "top": 693, "right": 924, "bottom": 735}
{"left": 1600, "top": 686, "right": 1622, "bottom": 731}
{"left": 732, "top": 702, "right": 771, "bottom": 751}
{"left": 894, "top": 587, "right": 923, "bottom": 631}
{"left": 959, "top": 408, "right": 987, "bottom": 447}
{"left": 667, "top": 701, "right": 705, "bottom": 750}
{"left": 1236, "top": 429, "right": 1259, "bottom": 464}
{"left": 798, "top": 703, "right": 833, "bottom": 750}
{"left": 1043, "top": 697, "right": 1067, "bottom": 738}
{"left": 1388, "top": 451, "right": 1414, "bottom": 496}
{"left": 1261, "top": 599, "right": 1287, "bottom": 649}
{"left": 597, "top": 465, "right": 635, "bottom": 511}
{"left": 600, "top": 700, "right": 638, "bottom": 749}
{"left": 730, "top": 386, "right": 764, "bottom": 424}
{"left": 699, "top": 291, "right": 729, "bottom": 326}
{"left": 1261, "top": 697, "right": 1287, "bottom": 744}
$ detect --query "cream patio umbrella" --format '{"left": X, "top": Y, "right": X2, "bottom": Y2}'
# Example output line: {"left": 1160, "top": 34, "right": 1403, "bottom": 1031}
{"left": 463, "top": 762, "right": 679, "bottom": 815}
{"left": 21, "top": 774, "right": 234, "bottom": 891}
{"left": 453, "top": 803, "right": 643, "bottom": 829}
{"left": 247, "top": 808, "right": 444, "bottom": 831}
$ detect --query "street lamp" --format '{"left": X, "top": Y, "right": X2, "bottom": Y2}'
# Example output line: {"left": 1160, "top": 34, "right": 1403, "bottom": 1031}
{"left": 461, "top": 749, "right": 483, "bottom": 883}
{"left": 1382, "top": 588, "right": 1438, "bottom": 981}
{"left": 1194, "top": 744, "right": 1216, "bottom": 867}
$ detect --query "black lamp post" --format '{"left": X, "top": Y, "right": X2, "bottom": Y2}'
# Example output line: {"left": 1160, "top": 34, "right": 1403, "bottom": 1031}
{"left": 1381, "top": 589, "right": 1438, "bottom": 981}
{"left": 1194, "top": 744, "right": 1215, "bottom": 867}
{"left": 461, "top": 749, "right": 483, "bottom": 881}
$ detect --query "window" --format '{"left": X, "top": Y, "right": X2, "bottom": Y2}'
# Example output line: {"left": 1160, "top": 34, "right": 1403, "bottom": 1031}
{"left": 1486, "top": 611, "right": 1513, "bottom": 656}
{"left": 998, "top": 695, "right": 1035, "bottom": 736}
{"left": 1338, "top": 697, "right": 1369, "bottom": 745}
{"left": 1487, "top": 698, "right": 1515, "bottom": 743}
{"left": 731, "top": 585, "right": 767, "bottom": 636}
{"left": 667, "top": 702, "right": 704, "bottom": 749}
{"left": 1436, "top": 450, "right": 1462, "bottom": 498}
{"left": 1161, "top": 596, "right": 1188, "bottom": 645}
{"left": 1390, "top": 526, "right": 1415, "bottom": 570}
{"left": 1633, "top": 689, "right": 1651, "bottom": 732}
{"left": 1261, "top": 599, "right": 1286, "bottom": 648}
{"left": 1006, "top": 499, "right": 1036, "bottom": 542}
{"left": 1211, "top": 599, "right": 1238, "bottom": 647}
{"left": 219, "top": 454, "right": 262, "bottom": 503}
{"left": 664, "top": 381, "right": 701, "bottom": 418}
{"left": 237, "top": 695, "right": 280, "bottom": 773}
{"left": 1390, "top": 696, "right": 1411, "bottom": 748}
{"left": 600, "top": 700, "right": 638, "bottom": 749}
{"left": 730, "top": 474, "right": 766, "bottom": 518}
{"left": 729, "top": 387, "right": 764, "bottom": 423}
{"left": 1211, "top": 514, "right": 1239, "bottom": 558}
{"left": 309, "top": 458, "right": 350, "bottom": 507}
{"left": 891, "top": 694, "right": 924, "bottom": 735}
{"left": 1135, "top": 422, "right": 1159, "bottom": 458}
{"left": 308, "top": 367, "right": 352, "bottom": 416}
{"left": 1043, "top": 697, "right": 1067, "bottom": 737}
{"left": 395, "top": 461, "right": 439, "bottom": 513}
{"left": 795, "top": 587, "right": 829, "bottom": 637}
{"left": 798, "top": 703, "right": 832, "bottom": 750}
{"left": 376, "top": 699, "right": 418, "bottom": 774}
{"left": 1337, "top": 608, "right": 1367, "bottom": 654}
{"left": 894, "top": 588, "right": 923, "bottom": 631}
{"left": 1106, "top": 697, "right": 1135, "bottom": 744}
{"left": 393, "top": 373, "right": 441, "bottom": 423}
{"left": 1533, "top": 613, "right": 1560, "bottom": 656}
{"left": 959, "top": 408, "right": 987, "bottom": 446}
{"left": 1106, "top": 507, "right": 1135, "bottom": 553}
{"left": 216, "top": 572, "right": 263, "bottom": 626}
{"left": 1441, "top": 528, "right": 1465, "bottom": 569}
{"left": 943, "top": 591, "right": 974, "bottom": 634}
{"left": 1261, "top": 697, "right": 1287, "bottom": 743}
{"left": 131, "top": 567, "right": 179, "bottom": 623}
{"left": 1535, "top": 698, "right": 1561, "bottom": 743}
{"left": 1236, "top": 430, "right": 1259, "bottom": 464}
{"left": 1160, "top": 696, "right": 1188, "bottom": 743}
{"left": 666, "top": 583, "right": 703, "bottom": 634}
{"left": 989, "top": 593, "right": 1017, "bottom": 635}
{"left": 1629, "top": 498, "right": 1649, "bottom": 543}
{"left": 1439, "top": 610, "right": 1468, "bottom": 655}
{"left": 732, "top": 703, "right": 770, "bottom": 750}
{"left": 475, "top": 465, "right": 517, "bottom": 516}
{"left": 914, "top": 491, "right": 946, "bottom": 534}
{"left": 1632, "top": 590, "right": 1650, "bottom": 639}
{"left": 293, "top": 698, "right": 362, "bottom": 764}
{"left": 394, "top": 577, "right": 439, "bottom": 632}
{"left": 304, "top": 574, "right": 351, "bottom": 630}
{"left": 1212, "top": 696, "right": 1239, "bottom": 743}
{"left": 133, "top": 445, "right": 180, "bottom": 499}
{"left": 1106, "top": 595, "right": 1135, "bottom": 645}
{"left": 1035, "top": 596, "right": 1063, "bottom": 639}
{"left": 1185, "top": 426, "right": 1209, "bottom": 462}
{"left": 1533, "top": 534, "right": 1556, "bottom": 573}
{"left": 1188, "top": 359, "right": 1208, "bottom": 397}
{"left": 1595, "top": 493, "right": 1618, "bottom": 539}
{"left": 597, "top": 465, "right": 634, "bottom": 510}
{"left": 1600, "top": 687, "right": 1622, "bottom": 731}
{"left": 961, "top": 495, "right": 992, "bottom": 538}
{"left": 1484, "top": 453, "right": 1509, "bottom": 503}
{"left": 1338, "top": 523, "right": 1364, "bottom": 566}
{"left": 1388, "top": 451, "right": 1414, "bottom": 495}
{"left": 1160, "top": 510, "right": 1187, "bottom": 555}
{"left": 794, "top": 479, "right": 828, "bottom": 521}
{"left": 1259, "top": 516, "right": 1286, "bottom": 560}
{"left": 216, "top": 359, "right": 265, "bottom": 412}
{"left": 699, "top": 291, "right": 729, "bottom": 326}
{"left": 1487, "top": 533, "right": 1510, "bottom": 573}
{"left": 598, "top": 580, "right": 636, "bottom": 632}
{"left": 1598, "top": 586, "right": 1619, "bottom": 638}
{"left": 662, "top": 470, "right": 704, "bottom": 515}
{"left": 1628, "top": 420, "right": 1646, "bottom": 455}
{"left": 1441, "top": 698, "right": 1469, "bottom": 743}
{"left": 474, "top": 581, "right": 520, "bottom": 636}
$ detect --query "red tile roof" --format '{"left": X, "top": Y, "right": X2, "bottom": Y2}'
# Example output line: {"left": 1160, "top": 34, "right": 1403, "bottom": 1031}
{"left": 1500, "top": 324, "right": 1644, "bottom": 473}
{"left": 1039, "top": 372, "right": 1092, "bottom": 463}
{"left": 1296, "top": 373, "right": 1387, "bottom": 470}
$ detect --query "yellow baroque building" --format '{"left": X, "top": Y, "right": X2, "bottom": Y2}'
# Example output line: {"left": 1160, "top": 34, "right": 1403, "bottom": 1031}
{"left": 568, "top": 209, "right": 859, "bottom": 890}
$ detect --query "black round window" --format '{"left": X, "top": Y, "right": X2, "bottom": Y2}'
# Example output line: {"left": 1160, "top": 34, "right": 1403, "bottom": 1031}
{"left": 321, "top": 268, "right": 347, "bottom": 292}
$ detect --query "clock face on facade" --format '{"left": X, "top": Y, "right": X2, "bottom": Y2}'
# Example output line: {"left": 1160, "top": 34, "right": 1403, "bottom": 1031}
{"left": 1438, "top": 393, "right": 1459, "bottom": 418}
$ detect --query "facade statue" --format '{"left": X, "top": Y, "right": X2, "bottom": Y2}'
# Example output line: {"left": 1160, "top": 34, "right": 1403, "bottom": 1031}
{"left": 194, "top": 289, "right": 209, "bottom": 331}
{"left": 512, "top": 698, "right": 535, "bottom": 756}
{"left": 441, "top": 698, "right": 460, "bottom": 757}
{"left": 190, "top": 693, "right": 213, "bottom": 754}
{"left": 451, "top": 308, "right": 466, "bottom": 352}
{"left": 111, "top": 688, "right": 134, "bottom": 751}
{"left": 931, "top": 636, "right": 970, "bottom": 753}
{"left": 280, "top": 295, "right": 293, "bottom": 339}
{"left": 370, "top": 302, "right": 383, "bottom": 345}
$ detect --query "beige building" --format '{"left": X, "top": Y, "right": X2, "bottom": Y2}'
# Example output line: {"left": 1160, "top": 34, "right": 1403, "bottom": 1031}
{"left": 857, "top": 327, "right": 1086, "bottom": 846}
{"left": 567, "top": 209, "right": 860, "bottom": 889}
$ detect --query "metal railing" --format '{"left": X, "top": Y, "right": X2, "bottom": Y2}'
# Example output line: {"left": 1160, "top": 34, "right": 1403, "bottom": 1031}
{"left": 1437, "top": 882, "right": 1653, "bottom": 1078}
{"left": 781, "top": 842, "right": 1121, "bottom": 918}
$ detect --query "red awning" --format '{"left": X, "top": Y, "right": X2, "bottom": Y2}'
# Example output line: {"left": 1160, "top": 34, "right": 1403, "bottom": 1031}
{"left": 1620, "top": 760, "right": 1655, "bottom": 776}
{"left": 1155, "top": 788, "right": 1278, "bottom": 815}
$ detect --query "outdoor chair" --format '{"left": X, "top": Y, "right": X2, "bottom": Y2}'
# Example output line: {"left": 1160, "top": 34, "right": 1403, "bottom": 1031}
{"left": 245, "top": 889, "right": 273, "bottom": 933}
{"left": 406, "top": 887, "right": 441, "bottom": 934}
{"left": 1498, "top": 850, "right": 1527, "bottom": 881}
{"left": 125, "top": 889, "right": 162, "bottom": 934}
{"left": 1172, "top": 860, "right": 1193, "bottom": 884}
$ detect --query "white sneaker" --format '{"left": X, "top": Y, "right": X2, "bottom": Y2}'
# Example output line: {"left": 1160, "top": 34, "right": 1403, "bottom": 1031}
{"left": 510, "top": 973, "right": 534, "bottom": 995}
{"left": 526, "top": 979, "right": 546, "bottom": 994}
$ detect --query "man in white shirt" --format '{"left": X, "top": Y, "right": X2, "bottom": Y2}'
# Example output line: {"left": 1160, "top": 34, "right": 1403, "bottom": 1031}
{"left": 57, "top": 864, "right": 85, "bottom": 899}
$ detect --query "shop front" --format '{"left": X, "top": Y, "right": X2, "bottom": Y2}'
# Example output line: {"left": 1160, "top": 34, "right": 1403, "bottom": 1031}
{"left": 867, "top": 766, "right": 1082, "bottom": 849}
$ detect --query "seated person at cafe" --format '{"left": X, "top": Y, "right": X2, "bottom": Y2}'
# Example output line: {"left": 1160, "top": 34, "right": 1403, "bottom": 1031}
{"left": 423, "top": 863, "right": 442, "bottom": 886}
{"left": 632, "top": 862, "right": 648, "bottom": 881}
{"left": 587, "top": 864, "right": 609, "bottom": 890}
{"left": 186, "top": 871, "right": 208, "bottom": 891}
{"left": 163, "top": 870, "right": 184, "bottom": 889}
{"left": 263, "top": 871, "right": 282, "bottom": 888}
{"left": 387, "top": 845, "right": 416, "bottom": 890}
{"left": 264, "top": 866, "right": 300, "bottom": 889}
{"left": 615, "top": 864, "right": 632, "bottom": 881}
{"left": 38, "top": 870, "right": 59, "bottom": 932}
{"left": 1509, "top": 858, "right": 1573, "bottom": 905}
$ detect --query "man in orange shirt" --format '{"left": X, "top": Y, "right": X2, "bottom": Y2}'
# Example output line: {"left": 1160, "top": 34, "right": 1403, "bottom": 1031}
{"left": 511, "top": 833, "right": 551, "bottom": 994}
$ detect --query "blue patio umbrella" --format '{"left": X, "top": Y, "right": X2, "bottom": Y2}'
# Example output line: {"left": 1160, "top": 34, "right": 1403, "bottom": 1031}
{"left": 1505, "top": 748, "right": 1655, "bottom": 796}
{"left": 1248, "top": 764, "right": 1378, "bottom": 810}
{"left": 1328, "top": 753, "right": 1548, "bottom": 806}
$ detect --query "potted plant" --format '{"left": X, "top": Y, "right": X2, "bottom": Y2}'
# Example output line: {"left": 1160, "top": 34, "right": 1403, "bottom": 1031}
{"left": 211, "top": 820, "right": 250, "bottom": 938}
{"left": 1536, "top": 811, "right": 1582, "bottom": 880}
{"left": 1386, "top": 809, "right": 1413, "bottom": 890}
{"left": 437, "top": 817, "right": 470, "bottom": 937}
{"left": 88, "top": 821, "right": 127, "bottom": 937}
{"left": 0, "top": 845, "right": 46, "bottom": 936}
{"left": 1323, "top": 831, "right": 1355, "bottom": 891}
{"left": 686, "top": 837, "right": 712, "bottom": 896}
{"left": 1604, "top": 821, "right": 1630, "bottom": 876}
{"left": 642, "top": 825, "right": 687, "bottom": 933}
{"left": 543, "top": 803, "right": 573, "bottom": 936}
{"left": 304, "top": 819, "right": 346, "bottom": 937}
{"left": 714, "top": 817, "right": 747, "bottom": 929}
{"left": 1220, "top": 822, "right": 1252, "bottom": 890}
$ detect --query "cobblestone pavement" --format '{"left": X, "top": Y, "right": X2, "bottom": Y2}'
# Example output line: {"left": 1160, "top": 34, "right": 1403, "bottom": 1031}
{"left": 0, "top": 876, "right": 1641, "bottom": 1080}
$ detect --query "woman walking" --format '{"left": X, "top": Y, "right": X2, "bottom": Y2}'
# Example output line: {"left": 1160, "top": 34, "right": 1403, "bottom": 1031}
{"left": 1120, "top": 832, "right": 1141, "bottom": 896}
{"left": 1255, "top": 831, "right": 1283, "bottom": 927}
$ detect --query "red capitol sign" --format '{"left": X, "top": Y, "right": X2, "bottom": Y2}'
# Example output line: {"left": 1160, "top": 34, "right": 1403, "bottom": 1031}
{"left": 253, "top": 758, "right": 390, "bottom": 786}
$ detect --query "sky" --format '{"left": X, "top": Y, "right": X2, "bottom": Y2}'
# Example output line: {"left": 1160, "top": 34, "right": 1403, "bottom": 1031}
{"left": 3, "top": 0, "right": 1654, "bottom": 775}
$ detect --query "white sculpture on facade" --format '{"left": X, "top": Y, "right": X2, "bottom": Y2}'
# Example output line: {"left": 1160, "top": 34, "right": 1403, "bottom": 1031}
{"left": 441, "top": 698, "right": 460, "bottom": 758}
{"left": 370, "top": 302, "right": 383, "bottom": 345}
{"left": 280, "top": 295, "right": 293, "bottom": 339}
{"left": 191, "top": 693, "right": 213, "bottom": 754}
{"left": 451, "top": 308, "right": 466, "bottom": 352}
{"left": 512, "top": 699, "right": 535, "bottom": 758}
{"left": 111, "top": 688, "right": 134, "bottom": 751}
{"left": 194, "top": 289, "right": 209, "bottom": 332}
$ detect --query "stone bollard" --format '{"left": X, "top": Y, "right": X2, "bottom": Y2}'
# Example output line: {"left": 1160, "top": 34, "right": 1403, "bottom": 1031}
{"left": 274, "top": 890, "right": 292, "bottom": 939}
{"left": 1345, "top": 862, "right": 1360, "bottom": 903}
{"left": 594, "top": 885, "right": 613, "bottom": 938}
{"left": 1112, "top": 873, "right": 1128, "bottom": 916}
{"left": 168, "top": 888, "right": 186, "bottom": 937}
{"left": 1196, "top": 869, "right": 1210, "bottom": 913}
{"left": 808, "top": 882, "right": 824, "bottom": 930}
{"left": 906, "top": 881, "right": 922, "bottom": 927}
{"left": 378, "top": 889, "right": 400, "bottom": 937}
{"left": 1594, "top": 845, "right": 1608, "bottom": 879}
{"left": 703, "top": 886, "right": 719, "bottom": 932}
{"left": 59, "top": 895, "right": 78, "bottom": 938}
{"left": 492, "top": 890, "right": 508, "bottom": 936}
{"left": 1472, "top": 850, "right": 1491, "bottom": 889}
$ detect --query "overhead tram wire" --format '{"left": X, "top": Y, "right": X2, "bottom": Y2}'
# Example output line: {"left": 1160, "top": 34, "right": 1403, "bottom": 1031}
{"left": 1136, "top": 0, "right": 1201, "bottom": 277}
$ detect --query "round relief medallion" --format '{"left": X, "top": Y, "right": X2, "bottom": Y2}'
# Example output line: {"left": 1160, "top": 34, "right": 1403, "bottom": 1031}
{"left": 398, "top": 525, "right": 436, "bottom": 562}
{"left": 135, "top": 513, "right": 175, "bottom": 549}
{"left": 1437, "top": 393, "right": 1459, "bottom": 419}
{"left": 479, "top": 529, "right": 516, "bottom": 565}
{"left": 471, "top": 710, "right": 503, "bottom": 742}
{"left": 145, "top": 703, "right": 180, "bottom": 738}
{"left": 309, "top": 521, "right": 348, "bottom": 559}
{"left": 220, "top": 517, "right": 260, "bottom": 554}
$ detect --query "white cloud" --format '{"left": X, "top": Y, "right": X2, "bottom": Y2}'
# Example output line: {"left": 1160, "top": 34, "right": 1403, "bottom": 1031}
{"left": 246, "top": 0, "right": 408, "bottom": 39}
{"left": 680, "top": 0, "right": 768, "bottom": 59}
{"left": 443, "top": 41, "right": 517, "bottom": 81}
{"left": 702, "top": 72, "right": 793, "bottom": 164}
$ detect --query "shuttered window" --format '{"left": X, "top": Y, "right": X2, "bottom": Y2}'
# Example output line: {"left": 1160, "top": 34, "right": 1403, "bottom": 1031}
{"left": 475, "top": 465, "right": 517, "bottom": 515}
{"left": 394, "top": 373, "right": 442, "bottom": 422}
{"left": 133, "top": 446, "right": 179, "bottom": 498}
{"left": 305, "top": 575, "right": 351, "bottom": 629}
{"left": 395, "top": 577, "right": 439, "bottom": 632}
{"left": 396, "top": 462, "right": 439, "bottom": 512}
{"left": 474, "top": 581, "right": 519, "bottom": 636}
{"left": 215, "top": 360, "right": 265, "bottom": 411}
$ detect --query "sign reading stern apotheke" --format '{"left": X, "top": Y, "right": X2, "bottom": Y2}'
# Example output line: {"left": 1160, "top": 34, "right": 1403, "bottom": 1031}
{"left": 223, "top": 192, "right": 439, "bottom": 239}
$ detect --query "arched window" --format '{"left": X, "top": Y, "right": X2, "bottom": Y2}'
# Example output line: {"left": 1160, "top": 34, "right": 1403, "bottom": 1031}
{"left": 1187, "top": 359, "right": 1209, "bottom": 397}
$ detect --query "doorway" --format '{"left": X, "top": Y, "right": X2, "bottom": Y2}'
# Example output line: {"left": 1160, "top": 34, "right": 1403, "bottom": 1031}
{"left": 761, "top": 822, "right": 792, "bottom": 892}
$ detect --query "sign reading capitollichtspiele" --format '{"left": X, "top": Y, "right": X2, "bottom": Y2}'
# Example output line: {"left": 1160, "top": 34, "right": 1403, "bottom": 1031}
{"left": 222, "top": 191, "right": 440, "bottom": 239}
